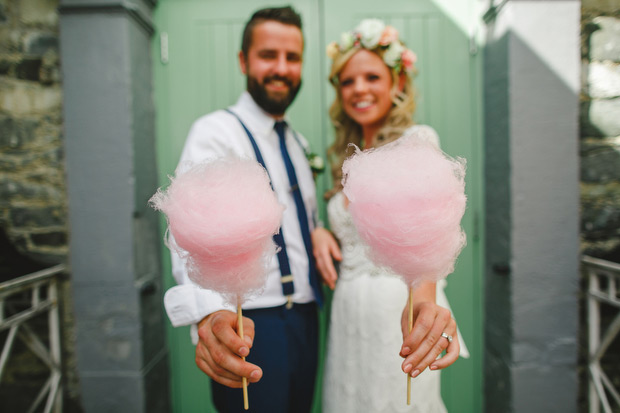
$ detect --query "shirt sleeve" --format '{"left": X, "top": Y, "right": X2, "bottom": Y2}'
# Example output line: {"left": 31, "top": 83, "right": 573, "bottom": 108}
{"left": 164, "top": 112, "right": 243, "bottom": 330}
{"left": 176, "top": 112, "right": 244, "bottom": 173}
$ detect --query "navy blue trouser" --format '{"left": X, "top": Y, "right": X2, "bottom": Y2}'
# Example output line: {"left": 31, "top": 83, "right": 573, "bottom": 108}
{"left": 212, "top": 302, "right": 319, "bottom": 413}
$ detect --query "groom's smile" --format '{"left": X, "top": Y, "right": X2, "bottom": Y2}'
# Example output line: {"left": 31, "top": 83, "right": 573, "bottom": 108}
{"left": 239, "top": 20, "right": 304, "bottom": 116}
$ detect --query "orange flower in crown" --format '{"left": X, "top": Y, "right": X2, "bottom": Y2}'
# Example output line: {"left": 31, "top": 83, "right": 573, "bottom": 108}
{"left": 379, "top": 25, "right": 398, "bottom": 46}
{"left": 326, "top": 19, "right": 417, "bottom": 75}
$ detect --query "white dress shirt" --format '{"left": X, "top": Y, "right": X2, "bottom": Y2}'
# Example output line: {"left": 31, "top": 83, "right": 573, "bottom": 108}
{"left": 164, "top": 92, "right": 318, "bottom": 338}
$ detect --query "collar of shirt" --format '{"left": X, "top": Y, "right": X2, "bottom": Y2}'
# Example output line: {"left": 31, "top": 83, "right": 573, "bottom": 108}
{"left": 232, "top": 91, "right": 292, "bottom": 142}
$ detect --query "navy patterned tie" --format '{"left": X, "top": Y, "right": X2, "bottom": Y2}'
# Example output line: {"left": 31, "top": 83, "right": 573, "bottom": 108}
{"left": 274, "top": 121, "right": 322, "bottom": 306}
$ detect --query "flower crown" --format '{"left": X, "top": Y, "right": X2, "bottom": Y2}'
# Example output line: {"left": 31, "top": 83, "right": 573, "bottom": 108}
{"left": 326, "top": 19, "right": 417, "bottom": 75}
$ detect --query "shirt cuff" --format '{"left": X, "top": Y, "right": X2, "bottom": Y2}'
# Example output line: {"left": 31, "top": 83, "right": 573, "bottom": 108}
{"left": 163, "top": 284, "right": 234, "bottom": 327}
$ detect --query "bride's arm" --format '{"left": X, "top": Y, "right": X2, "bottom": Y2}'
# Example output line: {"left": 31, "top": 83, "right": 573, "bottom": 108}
{"left": 399, "top": 281, "right": 460, "bottom": 377}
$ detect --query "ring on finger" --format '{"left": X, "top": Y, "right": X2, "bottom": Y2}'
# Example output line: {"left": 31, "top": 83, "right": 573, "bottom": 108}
{"left": 441, "top": 332, "right": 453, "bottom": 343}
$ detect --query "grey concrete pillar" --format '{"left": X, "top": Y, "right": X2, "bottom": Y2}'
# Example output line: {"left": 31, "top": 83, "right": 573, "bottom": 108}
{"left": 483, "top": 1, "right": 581, "bottom": 412}
{"left": 59, "top": 0, "right": 169, "bottom": 411}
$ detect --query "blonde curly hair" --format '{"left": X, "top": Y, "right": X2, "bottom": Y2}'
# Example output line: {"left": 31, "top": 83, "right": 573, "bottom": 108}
{"left": 325, "top": 46, "right": 417, "bottom": 199}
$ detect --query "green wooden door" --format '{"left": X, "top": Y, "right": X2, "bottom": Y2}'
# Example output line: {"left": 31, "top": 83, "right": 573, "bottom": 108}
{"left": 153, "top": 1, "right": 483, "bottom": 411}
{"left": 321, "top": 3, "right": 484, "bottom": 412}
{"left": 152, "top": 1, "right": 326, "bottom": 411}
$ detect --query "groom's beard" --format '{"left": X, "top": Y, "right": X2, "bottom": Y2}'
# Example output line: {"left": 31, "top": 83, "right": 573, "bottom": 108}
{"left": 247, "top": 74, "right": 302, "bottom": 116}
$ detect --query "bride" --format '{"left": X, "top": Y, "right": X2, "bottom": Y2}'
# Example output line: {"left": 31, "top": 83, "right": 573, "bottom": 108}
{"left": 313, "top": 19, "right": 469, "bottom": 412}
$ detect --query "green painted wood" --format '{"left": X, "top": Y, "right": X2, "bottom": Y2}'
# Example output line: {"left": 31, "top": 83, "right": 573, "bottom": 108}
{"left": 153, "top": 1, "right": 484, "bottom": 411}
{"left": 153, "top": 1, "right": 326, "bottom": 411}
{"left": 322, "top": 2, "right": 484, "bottom": 412}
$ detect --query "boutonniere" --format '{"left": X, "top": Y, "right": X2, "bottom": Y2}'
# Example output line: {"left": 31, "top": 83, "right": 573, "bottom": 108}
{"left": 288, "top": 128, "right": 326, "bottom": 176}
{"left": 307, "top": 152, "right": 325, "bottom": 175}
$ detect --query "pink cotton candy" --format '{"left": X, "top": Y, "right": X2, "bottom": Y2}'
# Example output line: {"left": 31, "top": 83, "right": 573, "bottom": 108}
{"left": 342, "top": 135, "right": 467, "bottom": 288}
{"left": 150, "top": 157, "right": 284, "bottom": 304}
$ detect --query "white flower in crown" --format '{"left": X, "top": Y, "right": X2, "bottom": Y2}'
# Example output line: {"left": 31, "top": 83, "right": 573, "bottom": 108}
{"left": 383, "top": 41, "right": 405, "bottom": 68}
{"left": 327, "top": 19, "right": 418, "bottom": 76}
{"left": 355, "top": 19, "right": 385, "bottom": 49}
{"left": 339, "top": 31, "right": 355, "bottom": 51}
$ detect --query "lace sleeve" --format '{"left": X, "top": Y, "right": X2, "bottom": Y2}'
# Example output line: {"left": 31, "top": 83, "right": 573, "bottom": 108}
{"left": 402, "top": 124, "right": 441, "bottom": 148}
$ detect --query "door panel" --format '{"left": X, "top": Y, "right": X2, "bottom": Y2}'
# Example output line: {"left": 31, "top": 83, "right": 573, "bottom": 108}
{"left": 154, "top": 2, "right": 325, "bottom": 411}
{"left": 153, "top": 1, "right": 483, "bottom": 411}
{"left": 155, "top": 0, "right": 324, "bottom": 180}
{"left": 322, "top": 3, "right": 483, "bottom": 411}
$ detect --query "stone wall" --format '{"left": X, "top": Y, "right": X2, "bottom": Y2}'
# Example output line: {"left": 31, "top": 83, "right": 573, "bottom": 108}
{"left": 0, "top": 0, "right": 66, "bottom": 270}
{"left": 579, "top": 3, "right": 620, "bottom": 412}
{"left": 0, "top": 0, "right": 81, "bottom": 411}
{"left": 581, "top": 2, "right": 620, "bottom": 263}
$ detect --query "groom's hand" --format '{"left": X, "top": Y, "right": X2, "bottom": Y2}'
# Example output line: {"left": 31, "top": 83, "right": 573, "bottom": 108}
{"left": 195, "top": 310, "right": 262, "bottom": 388}
{"left": 311, "top": 227, "right": 342, "bottom": 290}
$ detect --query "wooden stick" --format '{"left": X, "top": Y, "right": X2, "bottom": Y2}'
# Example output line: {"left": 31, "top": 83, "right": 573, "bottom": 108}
{"left": 407, "top": 286, "right": 414, "bottom": 405}
{"left": 237, "top": 303, "right": 249, "bottom": 410}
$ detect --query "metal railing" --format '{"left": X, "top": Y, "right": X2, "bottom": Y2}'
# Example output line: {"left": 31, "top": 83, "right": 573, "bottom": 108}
{"left": 0, "top": 264, "right": 65, "bottom": 413}
{"left": 583, "top": 255, "right": 620, "bottom": 413}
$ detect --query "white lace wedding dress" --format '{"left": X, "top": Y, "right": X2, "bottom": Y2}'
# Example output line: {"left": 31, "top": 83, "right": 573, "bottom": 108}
{"left": 322, "top": 124, "right": 464, "bottom": 412}
{"left": 322, "top": 190, "right": 449, "bottom": 413}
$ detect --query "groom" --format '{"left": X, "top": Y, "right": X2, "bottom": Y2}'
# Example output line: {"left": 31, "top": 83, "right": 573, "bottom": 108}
{"left": 164, "top": 6, "right": 341, "bottom": 413}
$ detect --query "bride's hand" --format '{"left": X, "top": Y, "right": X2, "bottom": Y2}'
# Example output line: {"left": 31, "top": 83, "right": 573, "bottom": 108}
{"left": 311, "top": 227, "right": 342, "bottom": 289}
{"left": 399, "top": 284, "right": 460, "bottom": 377}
